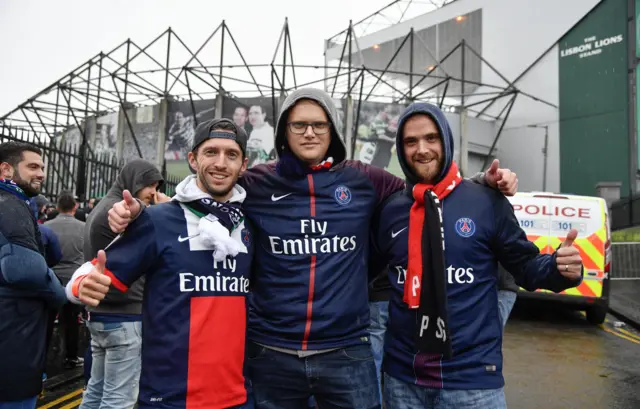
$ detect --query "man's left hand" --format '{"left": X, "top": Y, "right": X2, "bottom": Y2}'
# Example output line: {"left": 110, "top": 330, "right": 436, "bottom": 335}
{"left": 556, "top": 229, "right": 583, "bottom": 280}
{"left": 484, "top": 159, "right": 518, "bottom": 196}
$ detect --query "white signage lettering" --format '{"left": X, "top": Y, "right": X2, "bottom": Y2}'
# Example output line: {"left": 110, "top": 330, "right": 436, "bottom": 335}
{"left": 560, "top": 34, "right": 624, "bottom": 59}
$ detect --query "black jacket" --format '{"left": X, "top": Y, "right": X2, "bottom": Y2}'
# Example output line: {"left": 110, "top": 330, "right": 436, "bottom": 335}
{"left": 0, "top": 190, "right": 66, "bottom": 401}
{"left": 498, "top": 265, "right": 520, "bottom": 293}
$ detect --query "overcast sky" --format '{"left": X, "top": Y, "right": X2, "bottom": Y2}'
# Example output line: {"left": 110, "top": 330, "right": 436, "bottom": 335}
{"left": 0, "top": 0, "right": 391, "bottom": 115}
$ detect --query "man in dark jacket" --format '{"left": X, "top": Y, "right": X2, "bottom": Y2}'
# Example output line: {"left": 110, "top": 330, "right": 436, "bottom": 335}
{"left": 374, "top": 103, "right": 583, "bottom": 408}
{"left": 80, "top": 159, "right": 165, "bottom": 409}
{"left": 0, "top": 142, "right": 67, "bottom": 409}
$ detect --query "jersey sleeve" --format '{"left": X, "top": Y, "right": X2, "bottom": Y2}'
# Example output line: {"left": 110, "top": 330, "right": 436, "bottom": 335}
{"left": 371, "top": 197, "right": 395, "bottom": 268}
{"left": 346, "top": 160, "right": 405, "bottom": 206}
{"left": 99, "top": 209, "right": 158, "bottom": 291}
{"left": 492, "top": 195, "right": 582, "bottom": 293}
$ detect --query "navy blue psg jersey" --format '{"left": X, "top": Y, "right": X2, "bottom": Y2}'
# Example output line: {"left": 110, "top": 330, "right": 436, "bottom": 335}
{"left": 374, "top": 181, "right": 580, "bottom": 390}
{"left": 240, "top": 161, "right": 404, "bottom": 350}
{"left": 100, "top": 200, "right": 254, "bottom": 409}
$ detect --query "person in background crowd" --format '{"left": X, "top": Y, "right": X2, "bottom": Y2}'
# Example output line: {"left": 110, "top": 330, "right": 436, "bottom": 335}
{"left": 373, "top": 102, "right": 583, "bottom": 409}
{"left": 45, "top": 190, "right": 86, "bottom": 368}
{"left": 77, "top": 159, "right": 166, "bottom": 409}
{"left": 70, "top": 119, "right": 255, "bottom": 409}
{"left": 34, "top": 194, "right": 50, "bottom": 223}
{"left": 75, "top": 159, "right": 166, "bottom": 409}
{"left": 368, "top": 263, "right": 391, "bottom": 403}
{"left": 0, "top": 141, "right": 67, "bottom": 409}
{"left": 497, "top": 267, "right": 519, "bottom": 329}
{"left": 87, "top": 197, "right": 97, "bottom": 212}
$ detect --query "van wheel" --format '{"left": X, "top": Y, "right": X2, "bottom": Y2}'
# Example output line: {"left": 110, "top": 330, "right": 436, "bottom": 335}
{"left": 586, "top": 306, "right": 607, "bottom": 325}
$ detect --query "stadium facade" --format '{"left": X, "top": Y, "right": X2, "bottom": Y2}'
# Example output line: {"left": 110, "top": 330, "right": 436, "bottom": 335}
{"left": 325, "top": 0, "right": 635, "bottom": 198}
{"left": 0, "top": 0, "right": 635, "bottom": 201}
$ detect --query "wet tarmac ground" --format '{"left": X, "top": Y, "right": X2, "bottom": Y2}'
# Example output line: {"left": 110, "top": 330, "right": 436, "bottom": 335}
{"left": 504, "top": 299, "right": 640, "bottom": 409}
{"left": 37, "top": 299, "right": 640, "bottom": 409}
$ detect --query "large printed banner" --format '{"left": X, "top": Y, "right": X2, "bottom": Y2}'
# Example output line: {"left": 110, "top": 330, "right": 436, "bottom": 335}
{"left": 165, "top": 98, "right": 217, "bottom": 161}
{"left": 352, "top": 101, "right": 406, "bottom": 177}
{"left": 222, "top": 96, "right": 278, "bottom": 168}
{"left": 164, "top": 98, "right": 217, "bottom": 177}
{"left": 122, "top": 105, "right": 162, "bottom": 163}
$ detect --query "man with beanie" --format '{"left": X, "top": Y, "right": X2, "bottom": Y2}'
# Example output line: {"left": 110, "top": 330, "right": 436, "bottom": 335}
{"left": 77, "top": 158, "right": 165, "bottom": 409}
{"left": 373, "top": 103, "right": 584, "bottom": 408}
{"left": 0, "top": 142, "right": 66, "bottom": 409}
{"left": 68, "top": 120, "right": 255, "bottom": 409}
{"left": 106, "top": 89, "right": 519, "bottom": 409}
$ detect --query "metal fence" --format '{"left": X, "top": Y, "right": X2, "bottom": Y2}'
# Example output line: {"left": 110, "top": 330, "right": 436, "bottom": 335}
{"left": 0, "top": 129, "right": 180, "bottom": 203}
{"left": 612, "top": 243, "right": 640, "bottom": 280}
{"left": 611, "top": 195, "right": 640, "bottom": 231}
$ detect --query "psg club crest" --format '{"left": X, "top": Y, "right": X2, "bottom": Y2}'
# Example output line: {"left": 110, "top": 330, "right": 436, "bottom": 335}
{"left": 455, "top": 218, "right": 475, "bottom": 238}
{"left": 334, "top": 185, "right": 352, "bottom": 206}
{"left": 241, "top": 228, "right": 251, "bottom": 247}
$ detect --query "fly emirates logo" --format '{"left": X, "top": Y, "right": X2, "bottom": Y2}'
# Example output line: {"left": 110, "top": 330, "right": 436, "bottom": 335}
{"left": 395, "top": 265, "right": 475, "bottom": 285}
{"left": 269, "top": 219, "right": 357, "bottom": 255}
{"left": 179, "top": 258, "right": 250, "bottom": 294}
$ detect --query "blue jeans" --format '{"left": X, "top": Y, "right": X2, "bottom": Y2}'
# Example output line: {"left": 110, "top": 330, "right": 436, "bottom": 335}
{"left": 497, "top": 291, "right": 517, "bottom": 329}
{"left": 247, "top": 342, "right": 380, "bottom": 409}
{"left": 384, "top": 373, "right": 506, "bottom": 409}
{"left": 369, "top": 301, "right": 389, "bottom": 403}
{"left": 0, "top": 396, "right": 37, "bottom": 409}
{"left": 81, "top": 321, "right": 142, "bottom": 409}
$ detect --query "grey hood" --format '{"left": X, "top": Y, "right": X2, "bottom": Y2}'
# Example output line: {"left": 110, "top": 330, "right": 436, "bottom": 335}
{"left": 83, "top": 159, "right": 163, "bottom": 315}
{"left": 274, "top": 88, "right": 347, "bottom": 164}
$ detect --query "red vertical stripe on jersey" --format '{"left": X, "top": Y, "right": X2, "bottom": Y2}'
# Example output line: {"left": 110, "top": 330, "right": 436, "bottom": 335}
{"left": 302, "top": 174, "right": 317, "bottom": 350}
{"left": 307, "top": 174, "right": 316, "bottom": 217}
{"left": 302, "top": 255, "right": 317, "bottom": 350}
{"left": 186, "top": 296, "right": 247, "bottom": 409}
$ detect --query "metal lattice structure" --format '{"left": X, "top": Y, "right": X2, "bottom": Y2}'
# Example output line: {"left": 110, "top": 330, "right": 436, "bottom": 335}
{"left": 1, "top": 11, "right": 557, "bottom": 197}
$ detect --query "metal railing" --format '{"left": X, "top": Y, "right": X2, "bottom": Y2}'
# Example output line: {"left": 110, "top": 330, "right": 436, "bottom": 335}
{"left": 611, "top": 243, "right": 640, "bottom": 280}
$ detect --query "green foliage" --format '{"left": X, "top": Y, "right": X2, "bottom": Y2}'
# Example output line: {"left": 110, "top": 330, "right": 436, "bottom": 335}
{"left": 612, "top": 227, "right": 640, "bottom": 242}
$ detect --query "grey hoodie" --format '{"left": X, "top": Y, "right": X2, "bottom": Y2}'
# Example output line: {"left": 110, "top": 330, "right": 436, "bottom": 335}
{"left": 84, "top": 159, "right": 163, "bottom": 316}
{"left": 274, "top": 88, "right": 347, "bottom": 165}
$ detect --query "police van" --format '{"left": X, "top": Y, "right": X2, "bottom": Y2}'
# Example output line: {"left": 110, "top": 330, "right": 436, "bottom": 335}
{"left": 507, "top": 192, "right": 612, "bottom": 324}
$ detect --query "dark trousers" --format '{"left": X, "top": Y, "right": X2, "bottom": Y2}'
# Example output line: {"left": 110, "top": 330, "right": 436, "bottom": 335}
{"left": 247, "top": 342, "right": 380, "bottom": 409}
{"left": 59, "top": 303, "right": 81, "bottom": 359}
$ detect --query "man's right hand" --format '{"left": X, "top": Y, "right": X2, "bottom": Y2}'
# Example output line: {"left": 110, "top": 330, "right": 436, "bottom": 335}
{"left": 78, "top": 250, "right": 112, "bottom": 307}
{"left": 108, "top": 190, "right": 141, "bottom": 233}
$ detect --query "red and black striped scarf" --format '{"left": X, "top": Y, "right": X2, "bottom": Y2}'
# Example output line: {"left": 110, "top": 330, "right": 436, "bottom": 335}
{"left": 404, "top": 162, "right": 462, "bottom": 358}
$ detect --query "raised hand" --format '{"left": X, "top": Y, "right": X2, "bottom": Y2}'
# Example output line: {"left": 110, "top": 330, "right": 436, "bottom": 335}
{"left": 484, "top": 159, "right": 518, "bottom": 196}
{"left": 108, "top": 190, "right": 141, "bottom": 233}
{"left": 556, "top": 229, "right": 583, "bottom": 280}
{"left": 78, "top": 250, "right": 112, "bottom": 307}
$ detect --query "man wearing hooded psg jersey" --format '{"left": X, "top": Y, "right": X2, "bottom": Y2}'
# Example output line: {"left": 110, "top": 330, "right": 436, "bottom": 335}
{"left": 374, "top": 103, "right": 584, "bottom": 408}
{"left": 68, "top": 120, "right": 255, "bottom": 409}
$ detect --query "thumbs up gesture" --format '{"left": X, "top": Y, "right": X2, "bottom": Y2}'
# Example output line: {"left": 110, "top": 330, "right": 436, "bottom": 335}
{"left": 78, "top": 250, "right": 112, "bottom": 307}
{"left": 108, "top": 190, "right": 142, "bottom": 233}
{"left": 555, "top": 229, "right": 583, "bottom": 280}
{"left": 484, "top": 159, "right": 518, "bottom": 197}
